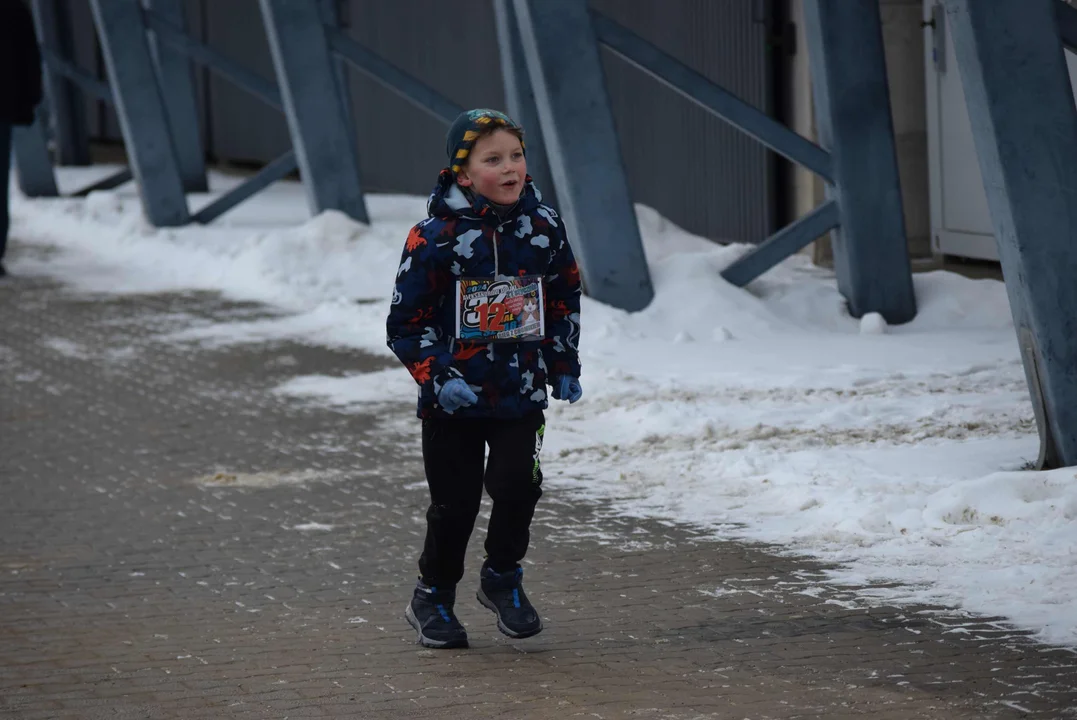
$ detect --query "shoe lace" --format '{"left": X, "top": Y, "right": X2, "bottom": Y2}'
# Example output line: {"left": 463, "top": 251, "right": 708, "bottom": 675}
{"left": 485, "top": 567, "right": 526, "bottom": 608}
{"left": 424, "top": 584, "right": 456, "bottom": 623}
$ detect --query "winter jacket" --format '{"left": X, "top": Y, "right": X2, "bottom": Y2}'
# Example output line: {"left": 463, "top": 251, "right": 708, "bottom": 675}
{"left": 387, "top": 170, "right": 582, "bottom": 419}
{"left": 0, "top": 0, "right": 44, "bottom": 126}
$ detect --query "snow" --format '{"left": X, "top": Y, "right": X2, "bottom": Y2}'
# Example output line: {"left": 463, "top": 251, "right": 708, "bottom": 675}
{"left": 11, "top": 170, "right": 1076, "bottom": 646}
{"left": 194, "top": 469, "right": 345, "bottom": 488}
{"left": 293, "top": 522, "right": 336, "bottom": 532}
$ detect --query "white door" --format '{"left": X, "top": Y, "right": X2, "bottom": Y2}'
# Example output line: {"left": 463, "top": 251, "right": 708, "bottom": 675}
{"left": 925, "top": 1, "right": 1077, "bottom": 261}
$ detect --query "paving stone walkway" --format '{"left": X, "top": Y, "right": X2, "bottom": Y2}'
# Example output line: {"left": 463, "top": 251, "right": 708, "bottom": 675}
{"left": 2, "top": 247, "right": 1076, "bottom": 719}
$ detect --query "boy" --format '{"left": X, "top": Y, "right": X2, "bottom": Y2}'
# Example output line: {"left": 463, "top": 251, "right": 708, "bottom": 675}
{"left": 386, "top": 109, "right": 582, "bottom": 649}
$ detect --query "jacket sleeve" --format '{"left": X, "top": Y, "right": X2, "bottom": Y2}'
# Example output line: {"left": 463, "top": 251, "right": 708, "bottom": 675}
{"left": 542, "top": 223, "right": 582, "bottom": 379}
{"left": 386, "top": 223, "right": 462, "bottom": 396}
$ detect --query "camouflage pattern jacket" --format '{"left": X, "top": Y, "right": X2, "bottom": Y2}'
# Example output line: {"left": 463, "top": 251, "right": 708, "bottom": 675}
{"left": 387, "top": 170, "right": 582, "bottom": 419}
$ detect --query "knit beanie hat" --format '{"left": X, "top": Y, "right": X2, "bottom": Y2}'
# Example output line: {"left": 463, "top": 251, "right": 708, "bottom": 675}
{"left": 445, "top": 108, "right": 525, "bottom": 174}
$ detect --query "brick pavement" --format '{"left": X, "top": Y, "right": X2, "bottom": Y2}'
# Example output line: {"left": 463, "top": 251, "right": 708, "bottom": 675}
{"left": 2, "top": 248, "right": 1076, "bottom": 719}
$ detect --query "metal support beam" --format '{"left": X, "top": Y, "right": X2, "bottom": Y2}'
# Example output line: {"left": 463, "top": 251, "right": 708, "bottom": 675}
{"left": 14, "top": 105, "right": 130, "bottom": 198}
{"left": 31, "top": 0, "right": 91, "bottom": 166}
{"left": 803, "top": 0, "right": 916, "bottom": 324}
{"left": 721, "top": 201, "right": 840, "bottom": 287}
{"left": 259, "top": 0, "right": 367, "bottom": 223}
{"left": 326, "top": 29, "right": 462, "bottom": 124}
{"left": 144, "top": 10, "right": 282, "bottom": 110}
{"left": 89, "top": 0, "right": 189, "bottom": 226}
{"left": 513, "top": 0, "right": 654, "bottom": 312}
{"left": 592, "top": 12, "right": 833, "bottom": 184}
{"left": 1056, "top": 0, "right": 1077, "bottom": 51}
{"left": 945, "top": 0, "right": 1077, "bottom": 469}
{"left": 39, "top": 48, "right": 112, "bottom": 103}
{"left": 70, "top": 169, "right": 134, "bottom": 197}
{"left": 12, "top": 67, "right": 128, "bottom": 198}
{"left": 317, "top": 0, "right": 354, "bottom": 129}
{"left": 12, "top": 111, "right": 60, "bottom": 198}
{"left": 493, "top": 0, "right": 557, "bottom": 206}
{"left": 192, "top": 151, "right": 298, "bottom": 224}
{"left": 146, "top": 0, "right": 208, "bottom": 192}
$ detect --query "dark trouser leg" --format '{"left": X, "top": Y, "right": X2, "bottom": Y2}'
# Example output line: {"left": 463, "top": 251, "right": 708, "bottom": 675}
{"left": 483, "top": 411, "right": 545, "bottom": 572}
{"left": 1, "top": 121, "right": 11, "bottom": 264}
{"left": 418, "top": 417, "right": 486, "bottom": 588}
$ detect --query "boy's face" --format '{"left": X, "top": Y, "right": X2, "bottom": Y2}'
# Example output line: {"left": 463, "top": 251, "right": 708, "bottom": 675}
{"left": 456, "top": 129, "right": 527, "bottom": 206}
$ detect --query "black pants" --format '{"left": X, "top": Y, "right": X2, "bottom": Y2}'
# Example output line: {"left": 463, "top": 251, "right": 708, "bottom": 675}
{"left": 418, "top": 411, "right": 545, "bottom": 588}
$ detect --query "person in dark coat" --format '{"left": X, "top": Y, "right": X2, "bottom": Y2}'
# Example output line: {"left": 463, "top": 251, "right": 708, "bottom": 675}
{"left": 0, "top": 0, "right": 44, "bottom": 277}
{"left": 387, "top": 109, "right": 583, "bottom": 650}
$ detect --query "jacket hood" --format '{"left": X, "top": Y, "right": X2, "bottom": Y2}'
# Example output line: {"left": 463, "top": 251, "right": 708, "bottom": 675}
{"left": 426, "top": 168, "right": 543, "bottom": 221}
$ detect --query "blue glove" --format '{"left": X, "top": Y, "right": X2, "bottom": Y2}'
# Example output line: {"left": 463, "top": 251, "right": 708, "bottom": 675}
{"left": 438, "top": 378, "right": 478, "bottom": 412}
{"left": 553, "top": 375, "right": 582, "bottom": 404}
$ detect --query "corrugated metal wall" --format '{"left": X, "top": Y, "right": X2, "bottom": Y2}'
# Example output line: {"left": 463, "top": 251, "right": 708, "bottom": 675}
{"left": 592, "top": 0, "right": 775, "bottom": 243}
{"left": 61, "top": 0, "right": 776, "bottom": 244}
{"left": 201, "top": 0, "right": 289, "bottom": 164}
{"left": 340, "top": 0, "right": 507, "bottom": 194}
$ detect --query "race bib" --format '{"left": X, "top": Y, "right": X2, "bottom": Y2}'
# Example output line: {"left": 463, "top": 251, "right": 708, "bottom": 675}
{"left": 456, "top": 276, "right": 545, "bottom": 342}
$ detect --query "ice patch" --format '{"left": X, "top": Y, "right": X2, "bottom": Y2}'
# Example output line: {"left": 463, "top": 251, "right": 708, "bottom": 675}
{"left": 293, "top": 522, "right": 336, "bottom": 531}
{"left": 195, "top": 469, "right": 345, "bottom": 488}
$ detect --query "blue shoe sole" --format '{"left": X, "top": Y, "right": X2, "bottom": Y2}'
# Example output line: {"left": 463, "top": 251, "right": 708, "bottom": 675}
{"left": 404, "top": 603, "right": 469, "bottom": 649}
{"left": 476, "top": 588, "right": 544, "bottom": 639}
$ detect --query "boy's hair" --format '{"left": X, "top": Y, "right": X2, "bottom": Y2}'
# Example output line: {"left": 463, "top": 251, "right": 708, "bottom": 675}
{"left": 459, "top": 125, "right": 525, "bottom": 170}
{"left": 471, "top": 123, "right": 524, "bottom": 149}
{"left": 446, "top": 109, "right": 526, "bottom": 174}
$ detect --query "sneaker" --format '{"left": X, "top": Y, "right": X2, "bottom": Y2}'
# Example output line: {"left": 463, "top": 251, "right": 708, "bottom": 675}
{"left": 477, "top": 564, "right": 543, "bottom": 639}
{"left": 404, "top": 581, "right": 468, "bottom": 649}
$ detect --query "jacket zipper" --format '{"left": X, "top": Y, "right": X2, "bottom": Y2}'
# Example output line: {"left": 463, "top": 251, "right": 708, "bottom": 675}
{"left": 492, "top": 224, "right": 501, "bottom": 279}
